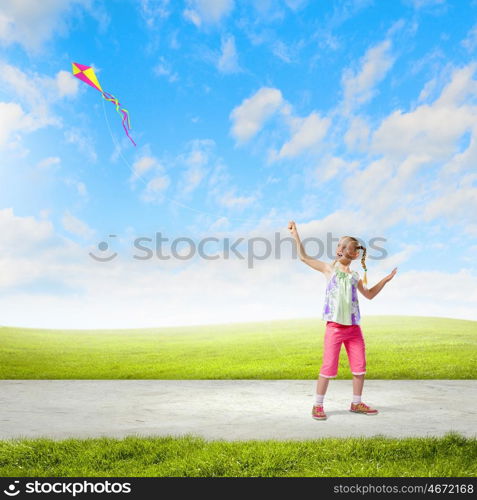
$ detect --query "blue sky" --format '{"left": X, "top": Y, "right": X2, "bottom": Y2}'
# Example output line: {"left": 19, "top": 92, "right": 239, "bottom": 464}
{"left": 0, "top": 0, "right": 476, "bottom": 328}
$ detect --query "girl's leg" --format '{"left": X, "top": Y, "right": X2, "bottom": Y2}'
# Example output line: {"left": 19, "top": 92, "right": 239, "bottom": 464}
{"left": 345, "top": 327, "right": 378, "bottom": 414}
{"left": 316, "top": 375, "right": 330, "bottom": 395}
{"left": 352, "top": 373, "right": 365, "bottom": 395}
{"left": 343, "top": 325, "right": 366, "bottom": 398}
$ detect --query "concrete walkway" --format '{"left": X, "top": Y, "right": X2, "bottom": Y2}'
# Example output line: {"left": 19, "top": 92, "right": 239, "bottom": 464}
{"left": 0, "top": 380, "right": 475, "bottom": 441}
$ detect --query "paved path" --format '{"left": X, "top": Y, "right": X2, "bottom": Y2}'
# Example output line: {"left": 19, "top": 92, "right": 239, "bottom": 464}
{"left": 0, "top": 380, "right": 475, "bottom": 441}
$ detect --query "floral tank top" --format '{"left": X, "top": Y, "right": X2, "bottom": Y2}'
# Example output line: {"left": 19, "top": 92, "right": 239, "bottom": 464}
{"left": 322, "top": 262, "right": 361, "bottom": 325}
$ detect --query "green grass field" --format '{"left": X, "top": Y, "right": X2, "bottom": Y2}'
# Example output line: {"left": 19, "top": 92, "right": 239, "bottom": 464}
{"left": 1, "top": 315, "right": 475, "bottom": 478}
{"left": 0, "top": 316, "right": 476, "bottom": 379}
{"left": 0, "top": 433, "right": 475, "bottom": 477}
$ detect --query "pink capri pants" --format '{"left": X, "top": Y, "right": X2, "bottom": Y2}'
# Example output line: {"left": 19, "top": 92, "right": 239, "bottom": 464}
{"left": 319, "top": 321, "right": 366, "bottom": 378}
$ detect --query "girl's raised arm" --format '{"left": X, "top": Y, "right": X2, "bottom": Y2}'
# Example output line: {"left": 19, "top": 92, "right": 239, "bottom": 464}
{"left": 288, "top": 221, "right": 332, "bottom": 274}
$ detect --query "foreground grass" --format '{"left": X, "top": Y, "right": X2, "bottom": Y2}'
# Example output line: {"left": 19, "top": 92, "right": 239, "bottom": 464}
{"left": 0, "top": 433, "right": 475, "bottom": 477}
{"left": 1, "top": 316, "right": 476, "bottom": 379}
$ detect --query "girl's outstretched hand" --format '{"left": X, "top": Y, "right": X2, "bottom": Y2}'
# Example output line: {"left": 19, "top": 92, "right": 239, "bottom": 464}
{"left": 385, "top": 267, "right": 398, "bottom": 283}
{"left": 288, "top": 220, "right": 298, "bottom": 238}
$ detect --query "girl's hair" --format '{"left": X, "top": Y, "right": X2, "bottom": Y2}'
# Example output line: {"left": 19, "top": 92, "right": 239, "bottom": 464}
{"left": 332, "top": 236, "right": 368, "bottom": 286}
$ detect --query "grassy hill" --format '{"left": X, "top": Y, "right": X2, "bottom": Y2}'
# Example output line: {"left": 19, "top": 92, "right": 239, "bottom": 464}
{"left": 0, "top": 316, "right": 475, "bottom": 379}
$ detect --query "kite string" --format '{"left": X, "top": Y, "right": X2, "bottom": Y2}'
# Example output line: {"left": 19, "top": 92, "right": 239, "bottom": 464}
{"left": 100, "top": 98, "right": 284, "bottom": 225}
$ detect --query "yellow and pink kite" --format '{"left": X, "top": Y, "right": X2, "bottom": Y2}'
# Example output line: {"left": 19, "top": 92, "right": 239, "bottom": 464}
{"left": 72, "top": 62, "right": 136, "bottom": 146}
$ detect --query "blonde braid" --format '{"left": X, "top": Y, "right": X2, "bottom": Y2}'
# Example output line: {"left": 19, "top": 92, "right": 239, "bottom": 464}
{"left": 361, "top": 246, "right": 368, "bottom": 287}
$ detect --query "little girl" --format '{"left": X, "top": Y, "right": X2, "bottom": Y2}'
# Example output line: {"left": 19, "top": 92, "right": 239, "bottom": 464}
{"left": 288, "top": 221, "right": 397, "bottom": 420}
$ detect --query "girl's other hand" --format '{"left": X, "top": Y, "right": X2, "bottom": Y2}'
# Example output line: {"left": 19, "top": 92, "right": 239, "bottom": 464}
{"left": 385, "top": 267, "right": 398, "bottom": 282}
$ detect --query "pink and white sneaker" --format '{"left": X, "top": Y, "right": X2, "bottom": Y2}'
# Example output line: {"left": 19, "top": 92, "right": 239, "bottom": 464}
{"left": 350, "top": 402, "right": 378, "bottom": 415}
{"left": 312, "top": 405, "right": 327, "bottom": 420}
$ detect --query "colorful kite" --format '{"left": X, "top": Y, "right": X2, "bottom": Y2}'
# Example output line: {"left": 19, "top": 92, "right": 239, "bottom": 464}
{"left": 72, "top": 62, "right": 136, "bottom": 146}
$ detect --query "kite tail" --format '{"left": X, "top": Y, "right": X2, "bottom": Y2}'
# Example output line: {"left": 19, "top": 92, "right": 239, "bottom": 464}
{"left": 101, "top": 91, "right": 136, "bottom": 146}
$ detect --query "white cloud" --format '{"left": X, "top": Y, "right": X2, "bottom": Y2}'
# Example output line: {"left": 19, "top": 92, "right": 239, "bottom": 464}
{"left": 373, "top": 105, "right": 474, "bottom": 159}
{"left": 62, "top": 211, "right": 95, "bottom": 239}
{"left": 131, "top": 155, "right": 158, "bottom": 178}
{"left": 274, "top": 112, "right": 330, "bottom": 159}
{"left": 140, "top": 0, "right": 170, "bottom": 28}
{"left": 218, "top": 191, "right": 256, "bottom": 210}
{"left": 181, "top": 164, "right": 206, "bottom": 195}
{"left": 421, "top": 177, "right": 477, "bottom": 224}
{"left": 272, "top": 40, "right": 293, "bottom": 63}
{"left": 318, "top": 156, "right": 359, "bottom": 182}
{"left": 293, "top": 209, "right": 374, "bottom": 243}
{"left": 344, "top": 116, "right": 370, "bottom": 151}
{"left": 406, "top": 0, "right": 446, "bottom": 8}
{"left": 0, "top": 209, "right": 475, "bottom": 329}
{"left": 0, "top": 0, "right": 89, "bottom": 51}
{"left": 230, "top": 87, "right": 284, "bottom": 142}
{"left": 336, "top": 63, "right": 477, "bottom": 237}
{"left": 462, "top": 23, "right": 477, "bottom": 52}
{"left": 246, "top": 1, "right": 286, "bottom": 23}
{"left": 129, "top": 152, "right": 171, "bottom": 202}
{"left": 231, "top": 88, "right": 331, "bottom": 162}
{"left": 183, "top": 0, "right": 234, "bottom": 27}
{"left": 441, "top": 125, "right": 477, "bottom": 177}
{"left": 177, "top": 141, "right": 214, "bottom": 196}
{"left": 130, "top": 140, "right": 253, "bottom": 211}
{"left": 418, "top": 76, "right": 438, "bottom": 103}
{"left": 217, "top": 35, "right": 240, "bottom": 73}
{"left": 182, "top": 8, "right": 201, "bottom": 26}
{"left": 76, "top": 182, "right": 87, "bottom": 197}
{"left": 284, "top": 0, "right": 308, "bottom": 10}
{"left": 210, "top": 216, "right": 229, "bottom": 230}
{"left": 183, "top": 140, "right": 213, "bottom": 168}
{"left": 154, "top": 56, "right": 178, "bottom": 82}
{"left": 343, "top": 154, "right": 436, "bottom": 231}
{"left": 0, "top": 62, "right": 60, "bottom": 127}
{"left": 141, "top": 175, "right": 171, "bottom": 202}
{"left": 0, "top": 101, "right": 37, "bottom": 149}
{"left": 64, "top": 178, "right": 88, "bottom": 198}
{"left": 127, "top": 140, "right": 258, "bottom": 216}
{"left": 55, "top": 70, "right": 79, "bottom": 97}
{"left": 0, "top": 62, "right": 82, "bottom": 151}
{"left": 367, "top": 268, "right": 477, "bottom": 321}
{"left": 64, "top": 128, "right": 97, "bottom": 162}
{"left": 233, "top": 41, "right": 391, "bottom": 160}
{"left": 341, "top": 39, "right": 394, "bottom": 112}
{"left": 202, "top": 153, "right": 261, "bottom": 214}
{"left": 372, "top": 64, "right": 477, "bottom": 159}
{"left": 434, "top": 63, "right": 477, "bottom": 107}
{"left": 37, "top": 156, "right": 61, "bottom": 169}
{"left": 271, "top": 39, "right": 304, "bottom": 64}
{"left": 0, "top": 208, "right": 55, "bottom": 258}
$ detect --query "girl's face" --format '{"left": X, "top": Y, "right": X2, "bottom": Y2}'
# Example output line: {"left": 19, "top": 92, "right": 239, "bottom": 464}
{"left": 337, "top": 241, "right": 361, "bottom": 261}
